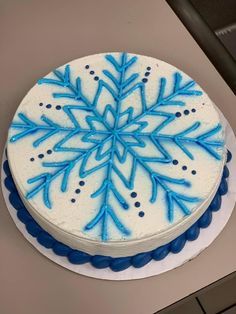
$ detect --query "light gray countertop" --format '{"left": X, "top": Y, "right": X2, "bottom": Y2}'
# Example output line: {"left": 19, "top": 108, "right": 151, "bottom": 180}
{"left": 0, "top": 1, "right": 235, "bottom": 313}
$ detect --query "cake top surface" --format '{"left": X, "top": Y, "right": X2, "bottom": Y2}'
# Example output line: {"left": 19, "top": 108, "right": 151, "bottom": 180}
{"left": 8, "top": 52, "right": 225, "bottom": 243}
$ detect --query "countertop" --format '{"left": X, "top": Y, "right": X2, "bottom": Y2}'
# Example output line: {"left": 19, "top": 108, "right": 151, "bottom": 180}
{"left": 0, "top": 1, "right": 235, "bottom": 313}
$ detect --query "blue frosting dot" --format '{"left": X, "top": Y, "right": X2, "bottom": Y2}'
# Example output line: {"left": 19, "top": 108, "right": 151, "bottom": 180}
{"left": 79, "top": 181, "right": 85, "bottom": 186}
{"left": 135, "top": 201, "right": 141, "bottom": 208}
{"left": 37, "top": 232, "right": 55, "bottom": 248}
{"left": 30, "top": 157, "right": 34, "bottom": 162}
{"left": 227, "top": 150, "right": 232, "bottom": 163}
{"left": 218, "top": 178, "right": 228, "bottom": 195}
{"left": 223, "top": 166, "right": 229, "bottom": 178}
{"left": 139, "top": 211, "right": 145, "bottom": 217}
{"left": 46, "top": 104, "right": 52, "bottom": 109}
{"left": 90, "top": 70, "right": 95, "bottom": 75}
{"left": 47, "top": 149, "right": 52, "bottom": 155}
{"left": 53, "top": 242, "right": 71, "bottom": 256}
{"left": 75, "top": 188, "right": 81, "bottom": 194}
{"left": 170, "top": 235, "right": 186, "bottom": 253}
{"left": 131, "top": 192, "right": 137, "bottom": 198}
{"left": 182, "top": 165, "right": 187, "bottom": 170}
{"left": 152, "top": 245, "right": 169, "bottom": 261}
{"left": 68, "top": 250, "right": 91, "bottom": 264}
{"left": 5, "top": 177, "right": 16, "bottom": 192}
{"left": 145, "top": 72, "right": 150, "bottom": 77}
{"left": 210, "top": 193, "right": 221, "bottom": 212}
{"left": 172, "top": 159, "right": 178, "bottom": 165}
{"left": 192, "top": 170, "right": 197, "bottom": 175}
{"left": 56, "top": 105, "right": 61, "bottom": 110}
{"left": 71, "top": 198, "right": 76, "bottom": 203}
{"left": 198, "top": 210, "right": 212, "bottom": 228}
{"left": 110, "top": 257, "right": 131, "bottom": 272}
{"left": 142, "top": 78, "right": 148, "bottom": 83}
{"left": 94, "top": 76, "right": 99, "bottom": 81}
{"left": 10, "top": 192, "right": 25, "bottom": 210}
{"left": 186, "top": 223, "right": 200, "bottom": 241}
{"left": 175, "top": 112, "right": 181, "bottom": 118}
{"left": 17, "top": 209, "right": 32, "bottom": 223}
{"left": 91, "top": 255, "right": 112, "bottom": 268}
{"left": 26, "top": 221, "right": 42, "bottom": 237}
{"left": 38, "top": 154, "right": 44, "bottom": 159}
{"left": 132, "top": 252, "right": 152, "bottom": 268}
{"left": 184, "top": 110, "right": 190, "bottom": 115}
{"left": 3, "top": 160, "right": 11, "bottom": 176}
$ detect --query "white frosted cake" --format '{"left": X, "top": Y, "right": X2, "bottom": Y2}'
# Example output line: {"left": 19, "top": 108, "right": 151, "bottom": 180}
{"left": 6, "top": 52, "right": 228, "bottom": 269}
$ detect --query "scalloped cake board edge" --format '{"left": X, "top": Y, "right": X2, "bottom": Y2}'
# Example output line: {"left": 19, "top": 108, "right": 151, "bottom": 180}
{"left": 1, "top": 108, "right": 236, "bottom": 281}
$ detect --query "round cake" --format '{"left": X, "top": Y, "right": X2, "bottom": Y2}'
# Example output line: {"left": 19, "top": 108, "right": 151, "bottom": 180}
{"left": 7, "top": 52, "right": 228, "bottom": 267}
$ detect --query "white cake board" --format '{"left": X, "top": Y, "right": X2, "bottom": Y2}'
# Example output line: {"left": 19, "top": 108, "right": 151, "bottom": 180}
{"left": 2, "top": 111, "right": 236, "bottom": 281}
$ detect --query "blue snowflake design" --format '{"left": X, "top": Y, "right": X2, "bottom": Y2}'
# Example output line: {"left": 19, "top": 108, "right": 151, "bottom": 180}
{"left": 10, "top": 53, "right": 224, "bottom": 241}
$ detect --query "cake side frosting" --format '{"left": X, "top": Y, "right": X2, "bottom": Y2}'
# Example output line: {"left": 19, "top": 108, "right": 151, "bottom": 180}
{"left": 7, "top": 52, "right": 225, "bottom": 256}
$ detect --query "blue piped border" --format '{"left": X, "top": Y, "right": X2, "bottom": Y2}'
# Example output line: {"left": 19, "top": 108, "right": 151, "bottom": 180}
{"left": 3, "top": 150, "right": 231, "bottom": 272}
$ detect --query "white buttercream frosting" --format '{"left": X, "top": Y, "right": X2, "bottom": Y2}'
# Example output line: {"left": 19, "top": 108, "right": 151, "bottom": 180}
{"left": 7, "top": 53, "right": 225, "bottom": 257}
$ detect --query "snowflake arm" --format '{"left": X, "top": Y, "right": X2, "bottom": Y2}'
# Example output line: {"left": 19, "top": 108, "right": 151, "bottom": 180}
{"left": 84, "top": 147, "right": 130, "bottom": 241}
{"left": 119, "top": 72, "right": 203, "bottom": 133}
{"left": 156, "top": 122, "right": 224, "bottom": 160}
{"left": 121, "top": 121, "right": 224, "bottom": 161}
{"left": 10, "top": 111, "right": 111, "bottom": 149}
{"left": 83, "top": 53, "right": 143, "bottom": 240}
{"left": 38, "top": 64, "right": 122, "bottom": 134}
{"left": 157, "top": 72, "right": 202, "bottom": 106}
{"left": 103, "top": 53, "right": 148, "bottom": 115}
{"left": 26, "top": 142, "right": 102, "bottom": 208}
{"left": 116, "top": 134, "right": 201, "bottom": 222}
